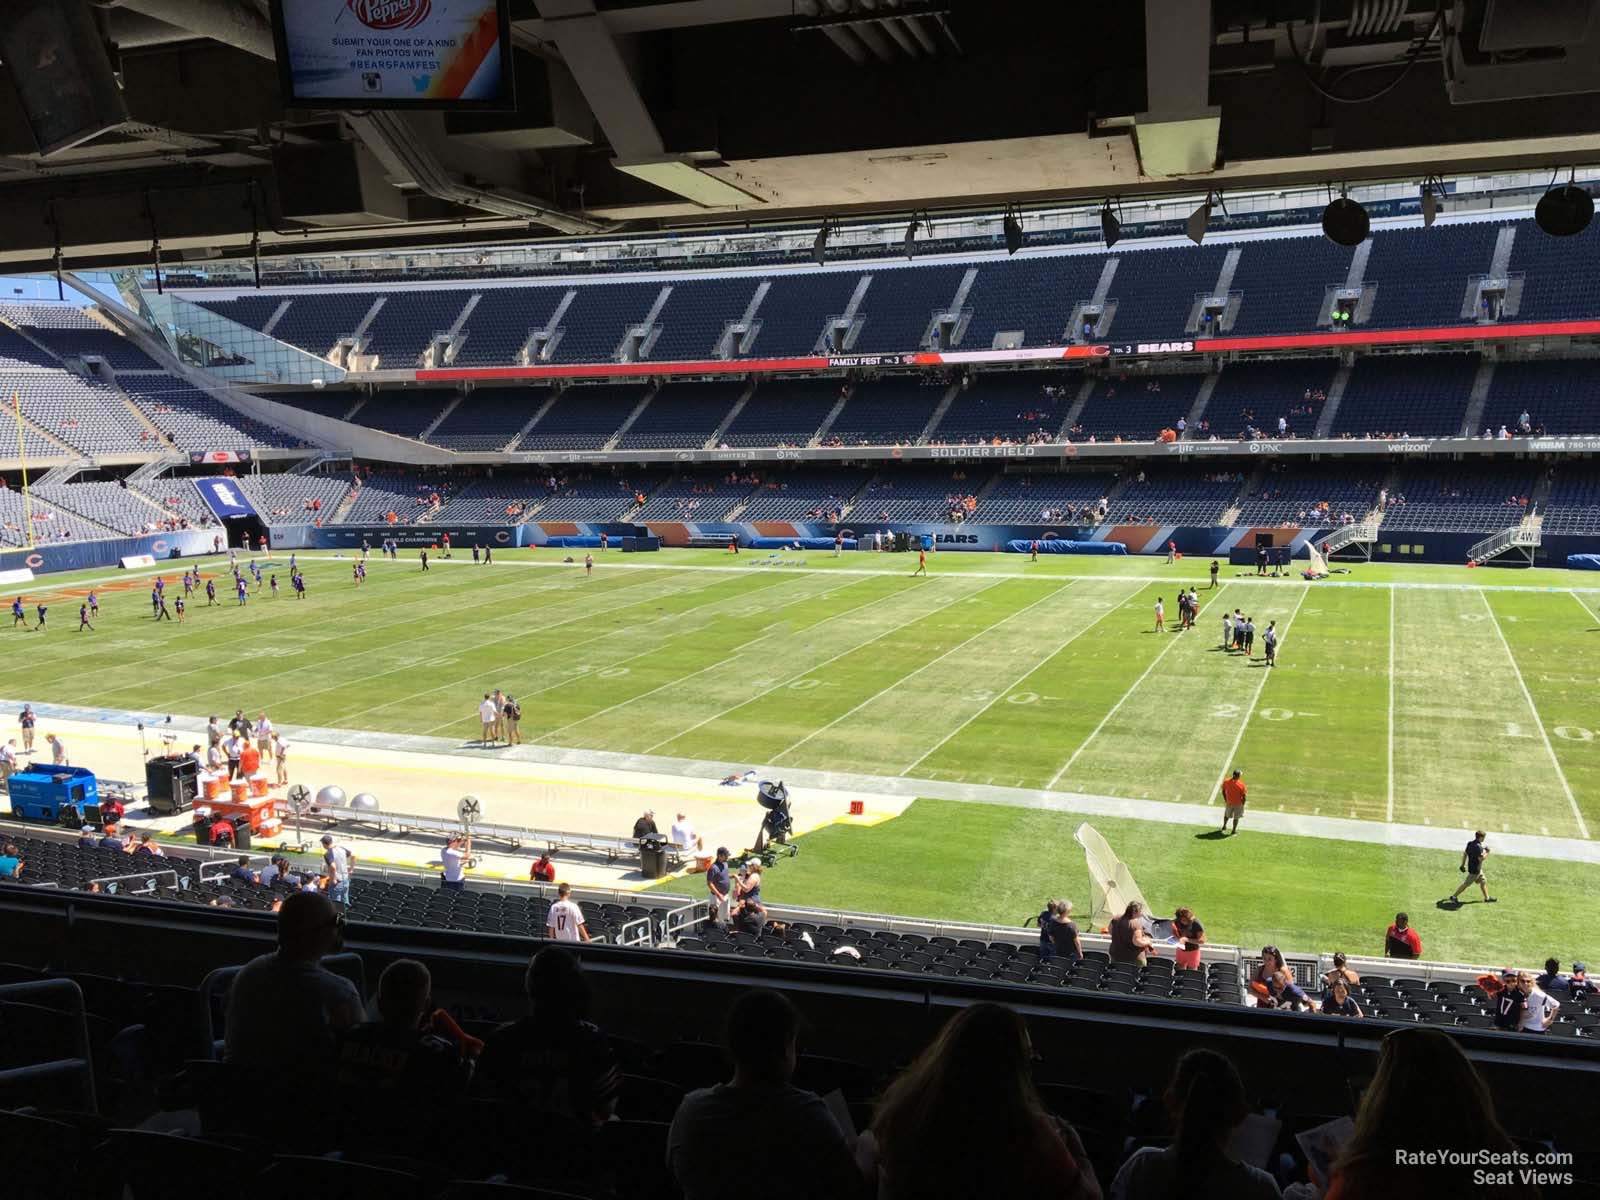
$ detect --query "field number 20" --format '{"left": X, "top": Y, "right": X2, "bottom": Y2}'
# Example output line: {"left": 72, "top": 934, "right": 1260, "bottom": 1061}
{"left": 1505, "top": 723, "right": 1593, "bottom": 741}
{"left": 964, "top": 690, "right": 1042, "bottom": 705}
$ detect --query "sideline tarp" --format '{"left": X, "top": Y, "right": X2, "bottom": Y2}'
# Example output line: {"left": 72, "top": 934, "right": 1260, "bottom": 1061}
{"left": 1006, "top": 539, "right": 1127, "bottom": 555}
{"left": 1567, "top": 554, "right": 1600, "bottom": 571}
{"left": 749, "top": 537, "right": 855, "bottom": 551}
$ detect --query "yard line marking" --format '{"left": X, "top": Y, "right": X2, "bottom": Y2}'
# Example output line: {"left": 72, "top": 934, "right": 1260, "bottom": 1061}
{"left": 405, "top": 572, "right": 875, "bottom": 736}
{"left": 185, "top": 570, "right": 733, "bottom": 714}
{"left": 1047, "top": 584, "right": 1235, "bottom": 790}
{"left": 770, "top": 581, "right": 1078, "bottom": 763}
{"left": 1386, "top": 585, "right": 1396, "bottom": 823}
{"left": 899, "top": 582, "right": 1146, "bottom": 776}
{"left": 1571, "top": 590, "right": 1600, "bottom": 627}
{"left": 1481, "top": 589, "right": 1589, "bottom": 839}
{"left": 639, "top": 579, "right": 1004, "bottom": 756}
{"left": 1209, "top": 584, "right": 1311, "bottom": 797}
{"left": 537, "top": 577, "right": 950, "bottom": 742}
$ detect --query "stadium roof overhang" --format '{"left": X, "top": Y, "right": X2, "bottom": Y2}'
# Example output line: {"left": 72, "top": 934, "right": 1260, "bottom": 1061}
{"left": 0, "top": 1, "right": 1598, "bottom": 270}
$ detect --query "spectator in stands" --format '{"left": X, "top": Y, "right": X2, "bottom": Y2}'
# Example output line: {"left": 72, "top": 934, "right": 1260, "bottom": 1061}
{"left": 546, "top": 881, "right": 590, "bottom": 942}
{"left": 1383, "top": 912, "right": 1421, "bottom": 960}
{"left": 1321, "top": 978, "right": 1363, "bottom": 1019}
{"left": 1518, "top": 970, "right": 1560, "bottom": 1033}
{"left": 1535, "top": 957, "right": 1571, "bottom": 1000}
{"left": 1110, "top": 1048, "right": 1277, "bottom": 1199}
{"left": 1321, "top": 1028, "right": 1531, "bottom": 1199}
{"left": 1251, "top": 947, "right": 1311, "bottom": 1011}
{"left": 223, "top": 891, "right": 363, "bottom": 1069}
{"left": 530, "top": 851, "right": 556, "bottom": 883}
{"left": 134, "top": 833, "right": 163, "bottom": 857}
{"left": 671, "top": 989, "right": 866, "bottom": 1200}
{"left": 260, "top": 855, "right": 298, "bottom": 887}
{"left": 1049, "top": 899, "right": 1084, "bottom": 963}
{"left": 320, "top": 834, "right": 354, "bottom": 905}
{"left": 1109, "top": 901, "right": 1153, "bottom": 966}
{"left": 866, "top": 1001, "right": 1097, "bottom": 1200}
{"left": 0, "top": 843, "right": 22, "bottom": 880}
{"left": 474, "top": 946, "right": 619, "bottom": 1125}
{"left": 229, "top": 856, "right": 259, "bottom": 885}
{"left": 1321, "top": 952, "right": 1360, "bottom": 1000}
{"left": 1569, "top": 961, "right": 1595, "bottom": 1000}
{"left": 706, "top": 846, "right": 732, "bottom": 926}
{"left": 336, "top": 958, "right": 470, "bottom": 1097}
{"left": 1171, "top": 906, "right": 1205, "bottom": 971}
{"left": 78, "top": 824, "right": 98, "bottom": 850}
{"left": 97, "top": 824, "right": 125, "bottom": 852}
{"left": 439, "top": 834, "right": 470, "bottom": 890}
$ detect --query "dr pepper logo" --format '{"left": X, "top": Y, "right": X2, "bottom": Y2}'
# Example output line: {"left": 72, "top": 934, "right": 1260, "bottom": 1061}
{"left": 348, "top": 0, "right": 432, "bottom": 30}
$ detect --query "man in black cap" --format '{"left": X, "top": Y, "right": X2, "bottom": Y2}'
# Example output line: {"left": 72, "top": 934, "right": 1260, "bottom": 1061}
{"left": 706, "top": 846, "right": 732, "bottom": 927}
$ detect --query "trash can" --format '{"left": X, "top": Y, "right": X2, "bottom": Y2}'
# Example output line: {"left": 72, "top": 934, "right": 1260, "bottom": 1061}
{"left": 639, "top": 836, "right": 667, "bottom": 879}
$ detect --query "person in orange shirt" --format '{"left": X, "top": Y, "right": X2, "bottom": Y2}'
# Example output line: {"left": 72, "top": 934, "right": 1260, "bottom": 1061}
{"left": 1220, "top": 769, "right": 1247, "bottom": 835}
{"left": 912, "top": 546, "right": 928, "bottom": 577}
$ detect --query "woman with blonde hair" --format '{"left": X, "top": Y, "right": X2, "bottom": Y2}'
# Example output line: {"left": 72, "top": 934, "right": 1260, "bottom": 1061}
{"left": 867, "top": 1002, "right": 1100, "bottom": 1200}
{"left": 1321, "top": 1027, "right": 1534, "bottom": 1199}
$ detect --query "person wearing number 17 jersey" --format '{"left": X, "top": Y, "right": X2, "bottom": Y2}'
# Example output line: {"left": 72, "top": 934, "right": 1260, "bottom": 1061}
{"left": 546, "top": 882, "right": 591, "bottom": 943}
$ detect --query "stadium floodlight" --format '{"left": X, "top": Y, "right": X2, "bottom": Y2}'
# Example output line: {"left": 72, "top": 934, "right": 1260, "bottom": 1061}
{"left": 1322, "top": 189, "right": 1370, "bottom": 246}
{"left": 1535, "top": 174, "right": 1594, "bottom": 237}
{"left": 1185, "top": 193, "right": 1213, "bottom": 245}
{"left": 812, "top": 218, "right": 833, "bottom": 265}
{"left": 1420, "top": 179, "right": 1439, "bottom": 227}
{"left": 1099, "top": 201, "right": 1121, "bottom": 248}
{"left": 1002, "top": 205, "right": 1024, "bottom": 255}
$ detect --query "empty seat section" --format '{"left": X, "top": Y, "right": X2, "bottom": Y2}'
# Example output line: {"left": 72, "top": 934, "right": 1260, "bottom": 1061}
{"left": 1233, "top": 464, "right": 1382, "bottom": 526}
{"left": 265, "top": 389, "right": 361, "bottom": 419}
{"left": 427, "top": 387, "right": 539, "bottom": 450}
{"left": 0, "top": 325, "right": 58, "bottom": 369}
{"left": 856, "top": 470, "right": 993, "bottom": 522}
{"left": 454, "top": 286, "right": 566, "bottom": 366}
{"left": 981, "top": 472, "right": 1112, "bottom": 524}
{"left": 1100, "top": 245, "right": 1229, "bottom": 344}
{"left": 430, "top": 480, "right": 548, "bottom": 523}
{"left": 193, "top": 294, "right": 285, "bottom": 333}
{"left": 1362, "top": 222, "right": 1502, "bottom": 329}
{"left": 0, "top": 370, "right": 148, "bottom": 454}
{"left": 17, "top": 327, "right": 156, "bottom": 369}
{"left": 720, "top": 379, "right": 839, "bottom": 447}
{"left": 1330, "top": 353, "right": 1479, "bottom": 438}
{"left": 1073, "top": 373, "right": 1204, "bottom": 441}
{"left": 1541, "top": 463, "right": 1600, "bottom": 535}
{"left": 851, "top": 264, "right": 968, "bottom": 353}
{"left": 1203, "top": 359, "right": 1338, "bottom": 440}
{"left": 1479, "top": 359, "right": 1599, "bottom": 436}
{"left": 617, "top": 382, "right": 742, "bottom": 449}
{"left": 739, "top": 468, "right": 872, "bottom": 521}
{"left": 825, "top": 376, "right": 947, "bottom": 445}
{"left": 348, "top": 389, "right": 454, "bottom": 439}
{"left": 131, "top": 478, "right": 224, "bottom": 528}
{"left": 532, "top": 470, "right": 661, "bottom": 522}
{"left": 1382, "top": 462, "right": 1538, "bottom": 531}
{"left": 748, "top": 272, "right": 863, "bottom": 357}
{"left": 546, "top": 282, "right": 663, "bottom": 364}
{"left": 518, "top": 385, "right": 643, "bottom": 450}
{"left": 340, "top": 471, "right": 460, "bottom": 523}
{"left": 267, "top": 293, "right": 380, "bottom": 358}
{"left": 34, "top": 481, "right": 172, "bottom": 536}
{"left": 960, "top": 255, "right": 1104, "bottom": 349}
{"left": 633, "top": 471, "right": 757, "bottom": 521}
{"left": 0, "top": 487, "right": 112, "bottom": 544}
{"left": 237, "top": 473, "right": 353, "bottom": 522}
{"left": 1508, "top": 216, "right": 1600, "bottom": 323}
{"left": 120, "top": 375, "right": 304, "bottom": 449}
{"left": 1225, "top": 237, "right": 1355, "bottom": 337}
{"left": 361, "top": 291, "right": 474, "bottom": 367}
{"left": 649, "top": 277, "right": 761, "bottom": 361}
{"left": 1104, "top": 467, "right": 1240, "bottom": 525}
{"left": 927, "top": 370, "right": 1075, "bottom": 445}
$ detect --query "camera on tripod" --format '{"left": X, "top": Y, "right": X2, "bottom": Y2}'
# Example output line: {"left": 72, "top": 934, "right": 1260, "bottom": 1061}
{"left": 753, "top": 780, "right": 796, "bottom": 856}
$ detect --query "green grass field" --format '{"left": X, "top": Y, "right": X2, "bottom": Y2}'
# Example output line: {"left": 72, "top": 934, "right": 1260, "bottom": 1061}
{"left": 3, "top": 546, "right": 1598, "bottom": 964}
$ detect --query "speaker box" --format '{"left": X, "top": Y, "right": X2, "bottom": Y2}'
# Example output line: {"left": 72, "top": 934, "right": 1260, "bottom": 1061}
{"left": 0, "top": 0, "right": 128, "bottom": 156}
{"left": 146, "top": 755, "right": 198, "bottom": 816}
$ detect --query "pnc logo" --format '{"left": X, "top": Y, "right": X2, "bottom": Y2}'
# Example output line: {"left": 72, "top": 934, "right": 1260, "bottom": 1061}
{"left": 349, "top": 0, "right": 432, "bottom": 31}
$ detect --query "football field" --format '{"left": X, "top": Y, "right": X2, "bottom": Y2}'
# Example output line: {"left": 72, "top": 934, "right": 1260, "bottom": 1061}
{"left": 4, "top": 547, "right": 1599, "bottom": 964}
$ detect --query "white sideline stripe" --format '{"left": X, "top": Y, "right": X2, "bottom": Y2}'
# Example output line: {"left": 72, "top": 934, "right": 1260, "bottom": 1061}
{"left": 900, "top": 581, "right": 1146, "bottom": 776}
{"left": 1046, "top": 584, "right": 1233, "bottom": 789}
{"left": 1571, "top": 590, "right": 1600, "bottom": 626}
{"left": 1386, "top": 585, "right": 1396, "bottom": 824}
{"left": 771, "top": 580, "right": 1078, "bottom": 763}
{"left": 1481, "top": 589, "right": 1590, "bottom": 839}
{"left": 404, "top": 572, "right": 873, "bottom": 736}
{"left": 1210, "top": 584, "right": 1310, "bottom": 797}
{"left": 333, "top": 552, "right": 1600, "bottom": 594}
{"left": 640, "top": 579, "right": 1001, "bottom": 756}
{"left": 539, "top": 578, "right": 945, "bottom": 742}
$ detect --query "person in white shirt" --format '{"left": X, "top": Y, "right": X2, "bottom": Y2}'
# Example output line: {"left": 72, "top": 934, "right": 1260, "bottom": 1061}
{"left": 255, "top": 713, "right": 273, "bottom": 758}
{"left": 1518, "top": 970, "right": 1560, "bottom": 1032}
{"left": 439, "top": 835, "right": 471, "bottom": 891}
{"left": 670, "top": 812, "right": 703, "bottom": 855}
{"left": 206, "top": 741, "right": 224, "bottom": 773}
{"left": 478, "top": 694, "right": 498, "bottom": 746}
{"left": 272, "top": 733, "right": 289, "bottom": 785}
{"left": 47, "top": 733, "right": 67, "bottom": 766}
{"left": 0, "top": 738, "right": 16, "bottom": 784}
{"left": 320, "top": 834, "right": 354, "bottom": 905}
{"left": 222, "top": 734, "right": 242, "bottom": 779}
{"left": 546, "top": 882, "right": 590, "bottom": 943}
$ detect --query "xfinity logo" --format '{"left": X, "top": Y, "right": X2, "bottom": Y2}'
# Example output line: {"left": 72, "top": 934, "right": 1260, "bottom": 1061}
{"left": 935, "top": 533, "right": 979, "bottom": 544}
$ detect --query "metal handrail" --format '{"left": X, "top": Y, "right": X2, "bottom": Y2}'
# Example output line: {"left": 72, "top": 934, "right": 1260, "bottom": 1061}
{"left": 87, "top": 868, "right": 179, "bottom": 895}
{"left": 199, "top": 856, "right": 271, "bottom": 884}
{"left": 615, "top": 915, "right": 654, "bottom": 947}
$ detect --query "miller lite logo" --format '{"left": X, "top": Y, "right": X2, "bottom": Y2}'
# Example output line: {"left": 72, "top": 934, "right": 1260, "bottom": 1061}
{"left": 349, "top": 0, "right": 432, "bottom": 30}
